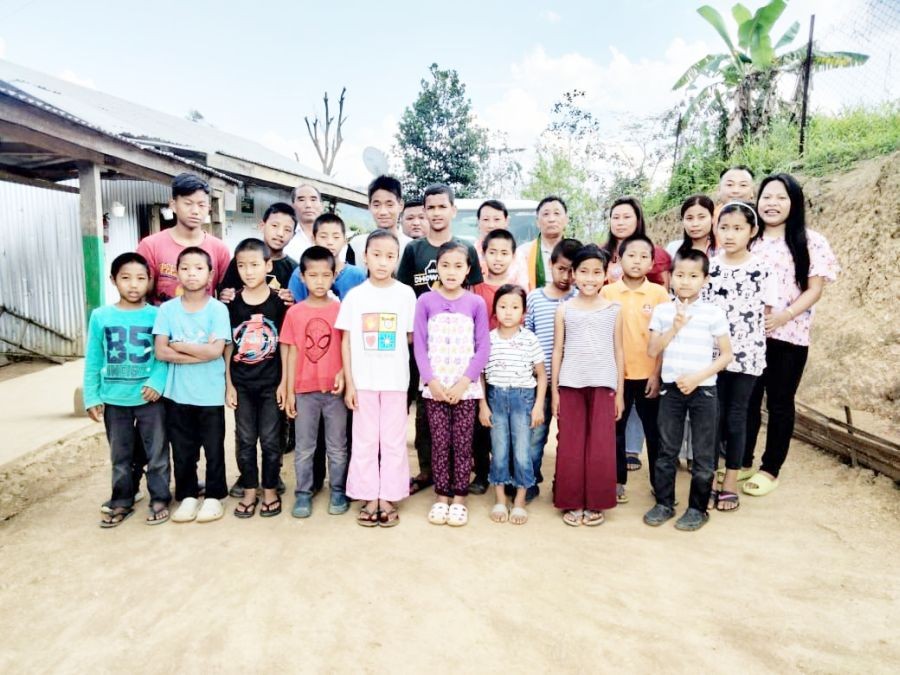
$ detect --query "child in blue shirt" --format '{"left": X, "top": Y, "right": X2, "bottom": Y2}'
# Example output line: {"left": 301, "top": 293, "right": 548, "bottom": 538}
{"left": 288, "top": 214, "right": 366, "bottom": 301}
{"left": 153, "top": 246, "right": 232, "bottom": 524}
{"left": 85, "top": 253, "right": 169, "bottom": 527}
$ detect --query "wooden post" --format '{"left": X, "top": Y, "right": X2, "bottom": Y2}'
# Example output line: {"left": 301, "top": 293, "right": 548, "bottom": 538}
{"left": 844, "top": 405, "right": 858, "bottom": 468}
{"left": 209, "top": 191, "right": 225, "bottom": 239}
{"left": 798, "top": 15, "right": 816, "bottom": 157}
{"left": 78, "top": 161, "right": 104, "bottom": 321}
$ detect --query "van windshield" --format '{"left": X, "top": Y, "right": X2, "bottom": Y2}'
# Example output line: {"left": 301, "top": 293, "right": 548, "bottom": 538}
{"left": 451, "top": 209, "right": 538, "bottom": 245}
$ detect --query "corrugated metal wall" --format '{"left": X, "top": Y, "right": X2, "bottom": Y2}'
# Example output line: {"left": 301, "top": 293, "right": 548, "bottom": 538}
{"left": 0, "top": 182, "right": 84, "bottom": 357}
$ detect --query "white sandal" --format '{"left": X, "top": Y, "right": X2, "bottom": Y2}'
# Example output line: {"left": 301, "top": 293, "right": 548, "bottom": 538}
{"left": 490, "top": 503, "right": 509, "bottom": 523}
{"left": 428, "top": 502, "right": 450, "bottom": 525}
{"left": 447, "top": 503, "right": 468, "bottom": 527}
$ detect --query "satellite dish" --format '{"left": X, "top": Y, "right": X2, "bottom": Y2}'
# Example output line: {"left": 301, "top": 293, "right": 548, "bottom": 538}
{"left": 362, "top": 146, "right": 390, "bottom": 177}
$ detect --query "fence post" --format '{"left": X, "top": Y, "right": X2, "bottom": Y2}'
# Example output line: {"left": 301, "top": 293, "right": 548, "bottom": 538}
{"left": 798, "top": 14, "right": 816, "bottom": 156}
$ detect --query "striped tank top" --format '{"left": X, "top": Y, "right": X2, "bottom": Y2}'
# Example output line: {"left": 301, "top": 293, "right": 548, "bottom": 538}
{"left": 558, "top": 302, "right": 620, "bottom": 390}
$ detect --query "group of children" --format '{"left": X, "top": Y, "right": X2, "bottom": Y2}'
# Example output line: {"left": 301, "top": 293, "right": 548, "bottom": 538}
{"left": 85, "top": 166, "right": 838, "bottom": 532}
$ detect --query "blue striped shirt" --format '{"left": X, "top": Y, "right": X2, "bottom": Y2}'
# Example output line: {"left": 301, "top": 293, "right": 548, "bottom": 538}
{"left": 649, "top": 300, "right": 729, "bottom": 386}
{"left": 525, "top": 288, "right": 575, "bottom": 381}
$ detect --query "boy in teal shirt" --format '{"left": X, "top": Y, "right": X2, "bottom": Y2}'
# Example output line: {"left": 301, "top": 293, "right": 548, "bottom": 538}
{"left": 84, "top": 253, "right": 169, "bottom": 527}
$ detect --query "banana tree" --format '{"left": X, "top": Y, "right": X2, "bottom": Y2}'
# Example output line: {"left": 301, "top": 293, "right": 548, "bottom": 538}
{"left": 674, "top": 0, "right": 868, "bottom": 154}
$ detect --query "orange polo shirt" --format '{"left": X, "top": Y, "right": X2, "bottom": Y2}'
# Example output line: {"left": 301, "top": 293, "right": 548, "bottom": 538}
{"left": 601, "top": 279, "right": 669, "bottom": 380}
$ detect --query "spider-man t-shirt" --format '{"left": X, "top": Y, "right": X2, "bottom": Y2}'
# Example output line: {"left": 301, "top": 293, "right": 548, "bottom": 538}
{"left": 227, "top": 289, "right": 287, "bottom": 389}
{"left": 280, "top": 299, "right": 342, "bottom": 394}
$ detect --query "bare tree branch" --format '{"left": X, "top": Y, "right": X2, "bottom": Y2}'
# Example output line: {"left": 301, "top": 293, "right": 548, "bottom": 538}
{"left": 304, "top": 88, "right": 348, "bottom": 175}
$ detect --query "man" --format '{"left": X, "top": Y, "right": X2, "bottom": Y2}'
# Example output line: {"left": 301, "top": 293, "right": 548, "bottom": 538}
{"left": 515, "top": 196, "right": 569, "bottom": 292}
{"left": 284, "top": 183, "right": 325, "bottom": 260}
{"left": 401, "top": 198, "right": 428, "bottom": 239}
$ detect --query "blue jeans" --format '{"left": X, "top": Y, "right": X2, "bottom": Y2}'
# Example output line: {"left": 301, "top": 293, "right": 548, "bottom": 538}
{"left": 487, "top": 386, "right": 536, "bottom": 489}
{"left": 528, "top": 390, "right": 552, "bottom": 485}
{"left": 294, "top": 392, "right": 348, "bottom": 496}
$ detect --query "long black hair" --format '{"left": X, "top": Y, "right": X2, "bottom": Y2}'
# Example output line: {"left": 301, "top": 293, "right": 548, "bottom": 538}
{"left": 679, "top": 194, "right": 716, "bottom": 255}
{"left": 603, "top": 196, "right": 646, "bottom": 260}
{"left": 758, "top": 173, "right": 810, "bottom": 291}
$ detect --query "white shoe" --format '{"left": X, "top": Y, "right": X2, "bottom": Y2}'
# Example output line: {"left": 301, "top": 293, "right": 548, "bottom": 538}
{"left": 428, "top": 502, "right": 449, "bottom": 525}
{"left": 171, "top": 497, "right": 201, "bottom": 523}
{"left": 447, "top": 503, "right": 468, "bottom": 527}
{"left": 196, "top": 498, "right": 224, "bottom": 523}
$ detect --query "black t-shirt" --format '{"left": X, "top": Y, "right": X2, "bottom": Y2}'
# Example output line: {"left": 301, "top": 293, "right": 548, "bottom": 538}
{"left": 397, "top": 237, "right": 483, "bottom": 297}
{"left": 227, "top": 288, "right": 287, "bottom": 389}
{"left": 218, "top": 253, "right": 298, "bottom": 295}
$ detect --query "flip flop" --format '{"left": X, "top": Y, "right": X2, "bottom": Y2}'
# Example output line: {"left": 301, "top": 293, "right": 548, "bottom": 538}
{"left": 146, "top": 503, "right": 170, "bottom": 525}
{"left": 626, "top": 455, "right": 642, "bottom": 471}
{"left": 409, "top": 475, "right": 433, "bottom": 495}
{"left": 357, "top": 507, "right": 379, "bottom": 527}
{"left": 99, "top": 507, "right": 134, "bottom": 528}
{"left": 259, "top": 498, "right": 282, "bottom": 518}
{"left": 742, "top": 472, "right": 779, "bottom": 497}
{"left": 716, "top": 491, "right": 740, "bottom": 512}
{"left": 233, "top": 498, "right": 259, "bottom": 519}
{"left": 562, "top": 510, "right": 583, "bottom": 527}
{"left": 582, "top": 510, "right": 605, "bottom": 526}
{"left": 378, "top": 508, "right": 400, "bottom": 528}
{"left": 616, "top": 484, "right": 629, "bottom": 504}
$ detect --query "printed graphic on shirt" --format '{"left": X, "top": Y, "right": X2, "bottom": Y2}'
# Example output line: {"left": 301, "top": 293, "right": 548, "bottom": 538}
{"left": 233, "top": 313, "right": 279, "bottom": 364}
{"left": 104, "top": 325, "right": 154, "bottom": 381}
{"left": 304, "top": 317, "right": 332, "bottom": 363}
{"left": 413, "top": 260, "right": 438, "bottom": 289}
{"left": 362, "top": 313, "right": 398, "bottom": 351}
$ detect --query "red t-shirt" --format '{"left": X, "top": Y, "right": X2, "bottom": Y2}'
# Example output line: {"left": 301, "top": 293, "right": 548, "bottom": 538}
{"left": 136, "top": 229, "right": 232, "bottom": 305}
{"left": 471, "top": 282, "right": 501, "bottom": 330}
{"left": 280, "top": 300, "right": 343, "bottom": 393}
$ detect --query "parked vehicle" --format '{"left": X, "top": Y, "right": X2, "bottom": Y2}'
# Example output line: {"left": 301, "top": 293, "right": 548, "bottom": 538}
{"left": 451, "top": 198, "right": 538, "bottom": 245}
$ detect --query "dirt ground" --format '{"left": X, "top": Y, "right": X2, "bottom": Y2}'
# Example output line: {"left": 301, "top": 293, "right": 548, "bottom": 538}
{"left": 1, "top": 414, "right": 898, "bottom": 673}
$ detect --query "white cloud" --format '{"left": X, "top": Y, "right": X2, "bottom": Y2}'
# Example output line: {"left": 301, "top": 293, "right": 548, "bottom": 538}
{"left": 59, "top": 69, "right": 95, "bottom": 89}
{"left": 541, "top": 10, "right": 561, "bottom": 23}
{"left": 0, "top": 37, "right": 6, "bottom": 58}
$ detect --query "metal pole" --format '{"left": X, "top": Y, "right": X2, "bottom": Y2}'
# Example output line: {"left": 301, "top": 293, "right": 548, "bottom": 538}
{"left": 798, "top": 14, "right": 816, "bottom": 156}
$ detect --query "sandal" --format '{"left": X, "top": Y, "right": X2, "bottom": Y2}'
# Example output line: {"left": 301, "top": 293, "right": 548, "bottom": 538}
{"left": 616, "top": 484, "right": 629, "bottom": 504}
{"left": 583, "top": 510, "right": 605, "bottom": 526}
{"left": 100, "top": 507, "right": 134, "bottom": 529}
{"left": 715, "top": 491, "right": 741, "bottom": 512}
{"left": 409, "top": 474, "right": 433, "bottom": 495}
{"left": 509, "top": 506, "right": 528, "bottom": 525}
{"left": 428, "top": 502, "right": 450, "bottom": 525}
{"left": 233, "top": 498, "right": 259, "bottom": 519}
{"left": 146, "top": 502, "right": 170, "bottom": 525}
{"left": 626, "top": 455, "right": 642, "bottom": 472}
{"left": 708, "top": 490, "right": 719, "bottom": 511}
{"left": 562, "top": 510, "right": 583, "bottom": 527}
{"left": 357, "top": 506, "right": 379, "bottom": 527}
{"left": 379, "top": 508, "right": 400, "bottom": 528}
{"left": 490, "top": 503, "right": 509, "bottom": 523}
{"left": 260, "top": 498, "right": 282, "bottom": 518}
{"left": 447, "top": 503, "right": 468, "bottom": 527}
{"left": 715, "top": 467, "right": 756, "bottom": 483}
{"left": 742, "top": 472, "right": 779, "bottom": 497}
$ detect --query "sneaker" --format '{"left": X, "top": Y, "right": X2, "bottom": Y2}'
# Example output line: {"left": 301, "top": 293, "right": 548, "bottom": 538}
{"left": 171, "top": 497, "right": 201, "bottom": 523}
{"left": 229, "top": 481, "right": 244, "bottom": 499}
{"left": 292, "top": 492, "right": 312, "bottom": 518}
{"left": 328, "top": 491, "right": 349, "bottom": 515}
{"left": 675, "top": 507, "right": 710, "bottom": 532}
{"left": 469, "top": 478, "right": 488, "bottom": 495}
{"left": 196, "top": 498, "right": 224, "bottom": 523}
{"left": 525, "top": 485, "right": 540, "bottom": 503}
{"left": 643, "top": 503, "right": 676, "bottom": 527}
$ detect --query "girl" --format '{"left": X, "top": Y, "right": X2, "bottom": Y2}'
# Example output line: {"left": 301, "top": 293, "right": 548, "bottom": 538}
{"left": 743, "top": 174, "right": 839, "bottom": 496}
{"left": 665, "top": 194, "right": 717, "bottom": 259}
{"left": 603, "top": 197, "right": 671, "bottom": 288}
{"left": 337, "top": 230, "right": 417, "bottom": 527}
{"left": 703, "top": 202, "right": 776, "bottom": 511}
{"left": 552, "top": 245, "right": 624, "bottom": 526}
{"left": 414, "top": 241, "right": 490, "bottom": 527}
{"left": 479, "top": 284, "right": 547, "bottom": 525}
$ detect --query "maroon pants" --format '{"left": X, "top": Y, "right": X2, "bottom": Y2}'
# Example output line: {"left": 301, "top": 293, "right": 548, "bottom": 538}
{"left": 554, "top": 386, "right": 617, "bottom": 511}
{"left": 425, "top": 399, "right": 477, "bottom": 497}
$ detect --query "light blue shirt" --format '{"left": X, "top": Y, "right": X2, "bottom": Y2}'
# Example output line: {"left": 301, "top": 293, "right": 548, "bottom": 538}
{"left": 649, "top": 300, "right": 729, "bottom": 386}
{"left": 152, "top": 297, "right": 231, "bottom": 406}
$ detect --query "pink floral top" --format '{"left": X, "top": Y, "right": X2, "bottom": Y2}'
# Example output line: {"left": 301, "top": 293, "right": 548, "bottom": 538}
{"left": 750, "top": 229, "right": 839, "bottom": 346}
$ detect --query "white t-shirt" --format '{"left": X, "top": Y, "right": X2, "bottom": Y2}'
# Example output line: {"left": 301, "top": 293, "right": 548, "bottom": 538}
{"left": 349, "top": 229, "right": 410, "bottom": 271}
{"left": 649, "top": 300, "right": 729, "bottom": 386}
{"left": 335, "top": 279, "right": 417, "bottom": 392}
{"left": 484, "top": 328, "right": 544, "bottom": 388}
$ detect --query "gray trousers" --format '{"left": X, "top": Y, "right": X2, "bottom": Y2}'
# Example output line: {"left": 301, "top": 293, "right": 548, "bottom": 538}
{"left": 294, "top": 392, "right": 348, "bottom": 495}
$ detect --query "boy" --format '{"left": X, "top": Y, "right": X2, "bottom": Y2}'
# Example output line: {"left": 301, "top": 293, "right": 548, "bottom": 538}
{"left": 525, "top": 237, "right": 582, "bottom": 501}
{"left": 137, "top": 173, "right": 231, "bottom": 305}
{"left": 468, "top": 227, "right": 519, "bottom": 494}
{"left": 225, "top": 239, "right": 289, "bottom": 518}
{"left": 283, "top": 246, "right": 349, "bottom": 518}
{"left": 644, "top": 250, "right": 733, "bottom": 532}
{"left": 401, "top": 198, "right": 427, "bottom": 239}
{"left": 398, "top": 183, "right": 483, "bottom": 493}
{"left": 153, "top": 247, "right": 232, "bottom": 524}
{"left": 349, "top": 175, "right": 412, "bottom": 268}
{"left": 601, "top": 234, "right": 669, "bottom": 504}
{"left": 85, "top": 252, "right": 170, "bottom": 527}
{"left": 218, "top": 202, "right": 298, "bottom": 303}
{"left": 289, "top": 213, "right": 366, "bottom": 301}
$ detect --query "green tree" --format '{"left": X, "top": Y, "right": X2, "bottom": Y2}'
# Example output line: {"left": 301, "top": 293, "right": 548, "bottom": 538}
{"left": 674, "top": 0, "right": 868, "bottom": 154}
{"left": 395, "top": 64, "right": 489, "bottom": 197}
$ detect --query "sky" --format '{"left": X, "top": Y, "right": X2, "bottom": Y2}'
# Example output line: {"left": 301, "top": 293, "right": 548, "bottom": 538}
{"left": 0, "top": 0, "right": 893, "bottom": 190}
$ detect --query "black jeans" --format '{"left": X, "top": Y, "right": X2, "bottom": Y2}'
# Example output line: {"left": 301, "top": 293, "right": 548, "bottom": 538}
{"left": 717, "top": 371, "right": 758, "bottom": 471}
{"left": 104, "top": 401, "right": 170, "bottom": 508}
{"left": 745, "top": 339, "right": 808, "bottom": 477}
{"left": 164, "top": 399, "right": 227, "bottom": 500}
{"left": 235, "top": 386, "right": 283, "bottom": 490}
{"left": 655, "top": 384, "right": 717, "bottom": 512}
{"left": 615, "top": 379, "right": 660, "bottom": 488}
{"left": 472, "top": 419, "right": 492, "bottom": 483}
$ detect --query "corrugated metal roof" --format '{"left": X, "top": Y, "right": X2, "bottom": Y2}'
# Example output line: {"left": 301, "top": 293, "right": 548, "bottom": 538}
{"left": 0, "top": 59, "right": 362, "bottom": 197}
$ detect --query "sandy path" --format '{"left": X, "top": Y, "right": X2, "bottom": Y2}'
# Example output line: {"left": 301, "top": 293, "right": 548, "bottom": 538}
{"left": 1, "top": 422, "right": 898, "bottom": 673}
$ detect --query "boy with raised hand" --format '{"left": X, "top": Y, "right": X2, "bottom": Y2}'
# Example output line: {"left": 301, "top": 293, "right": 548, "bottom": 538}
{"left": 137, "top": 173, "right": 231, "bottom": 305}
{"left": 398, "top": 183, "right": 483, "bottom": 494}
{"left": 349, "top": 175, "right": 412, "bottom": 268}
{"left": 283, "top": 246, "right": 349, "bottom": 518}
{"left": 401, "top": 198, "right": 428, "bottom": 239}
{"left": 289, "top": 213, "right": 366, "bottom": 301}
{"left": 85, "top": 252, "right": 170, "bottom": 527}
{"left": 525, "top": 237, "right": 582, "bottom": 501}
{"left": 218, "top": 202, "right": 298, "bottom": 303}
{"left": 225, "top": 239, "right": 289, "bottom": 519}
{"left": 153, "top": 247, "right": 232, "bottom": 524}
{"left": 644, "top": 249, "right": 733, "bottom": 532}
{"left": 601, "top": 233, "right": 669, "bottom": 505}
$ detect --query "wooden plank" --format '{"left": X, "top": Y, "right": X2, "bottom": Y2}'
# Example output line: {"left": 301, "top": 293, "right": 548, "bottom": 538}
{"left": 0, "top": 168, "right": 79, "bottom": 193}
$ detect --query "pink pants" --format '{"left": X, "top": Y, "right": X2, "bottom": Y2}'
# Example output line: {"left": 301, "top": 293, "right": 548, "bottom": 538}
{"left": 346, "top": 390, "right": 410, "bottom": 502}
